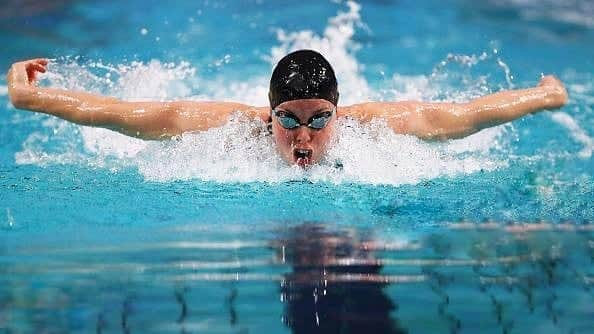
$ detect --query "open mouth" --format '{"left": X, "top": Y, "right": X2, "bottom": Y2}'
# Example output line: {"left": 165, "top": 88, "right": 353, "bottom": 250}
{"left": 293, "top": 148, "right": 313, "bottom": 167}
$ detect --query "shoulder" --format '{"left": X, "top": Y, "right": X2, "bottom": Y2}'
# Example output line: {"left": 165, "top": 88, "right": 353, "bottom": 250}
{"left": 251, "top": 106, "right": 271, "bottom": 123}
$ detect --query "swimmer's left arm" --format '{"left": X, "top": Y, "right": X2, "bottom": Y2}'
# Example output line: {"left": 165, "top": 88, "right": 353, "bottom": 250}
{"left": 343, "top": 75, "right": 568, "bottom": 140}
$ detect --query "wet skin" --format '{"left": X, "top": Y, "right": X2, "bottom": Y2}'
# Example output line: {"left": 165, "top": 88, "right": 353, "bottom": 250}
{"left": 270, "top": 99, "right": 336, "bottom": 167}
{"left": 8, "top": 59, "right": 568, "bottom": 169}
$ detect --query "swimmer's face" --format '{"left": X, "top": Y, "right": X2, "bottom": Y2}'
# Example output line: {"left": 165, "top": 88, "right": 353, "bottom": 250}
{"left": 271, "top": 99, "right": 336, "bottom": 167}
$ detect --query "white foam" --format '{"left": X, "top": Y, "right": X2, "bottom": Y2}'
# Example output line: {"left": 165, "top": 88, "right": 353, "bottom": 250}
{"left": 314, "top": 118, "right": 502, "bottom": 185}
{"left": 269, "top": 0, "right": 371, "bottom": 105}
{"left": 190, "top": 76, "right": 270, "bottom": 106}
{"left": 550, "top": 111, "right": 594, "bottom": 158}
{"left": 130, "top": 115, "right": 503, "bottom": 185}
{"left": 135, "top": 114, "right": 293, "bottom": 183}
{"left": 6, "top": 208, "right": 15, "bottom": 228}
{"left": 382, "top": 74, "right": 434, "bottom": 102}
{"left": 114, "top": 60, "right": 195, "bottom": 101}
{"left": 13, "top": 1, "right": 511, "bottom": 185}
{"left": 80, "top": 127, "right": 146, "bottom": 161}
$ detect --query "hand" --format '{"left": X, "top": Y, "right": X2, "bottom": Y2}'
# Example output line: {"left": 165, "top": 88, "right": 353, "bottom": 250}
{"left": 6, "top": 58, "right": 48, "bottom": 108}
{"left": 537, "top": 75, "right": 568, "bottom": 109}
{"left": 7, "top": 58, "right": 48, "bottom": 88}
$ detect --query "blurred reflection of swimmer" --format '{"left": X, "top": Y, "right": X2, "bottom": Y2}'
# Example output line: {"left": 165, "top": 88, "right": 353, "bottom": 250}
{"left": 272, "top": 224, "right": 407, "bottom": 334}
{"left": 1, "top": 0, "right": 72, "bottom": 19}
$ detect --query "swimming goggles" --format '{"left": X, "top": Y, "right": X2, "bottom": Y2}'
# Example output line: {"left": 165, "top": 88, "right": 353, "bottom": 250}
{"left": 272, "top": 107, "right": 335, "bottom": 130}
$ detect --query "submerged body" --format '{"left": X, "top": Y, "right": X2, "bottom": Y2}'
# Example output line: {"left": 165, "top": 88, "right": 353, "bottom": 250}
{"left": 6, "top": 51, "right": 568, "bottom": 167}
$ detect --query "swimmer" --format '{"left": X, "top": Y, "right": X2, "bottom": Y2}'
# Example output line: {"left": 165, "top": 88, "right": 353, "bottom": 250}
{"left": 6, "top": 50, "right": 568, "bottom": 167}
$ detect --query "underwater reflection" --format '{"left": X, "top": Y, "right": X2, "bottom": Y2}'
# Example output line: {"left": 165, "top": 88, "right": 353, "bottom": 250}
{"left": 272, "top": 224, "right": 407, "bottom": 334}
{"left": 0, "top": 0, "right": 72, "bottom": 19}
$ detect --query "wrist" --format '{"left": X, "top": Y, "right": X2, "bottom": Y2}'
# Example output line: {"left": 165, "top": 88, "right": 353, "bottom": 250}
{"left": 8, "top": 85, "right": 35, "bottom": 109}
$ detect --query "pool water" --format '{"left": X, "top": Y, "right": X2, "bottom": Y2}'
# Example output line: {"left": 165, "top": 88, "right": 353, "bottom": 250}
{"left": 1, "top": 0, "right": 593, "bottom": 333}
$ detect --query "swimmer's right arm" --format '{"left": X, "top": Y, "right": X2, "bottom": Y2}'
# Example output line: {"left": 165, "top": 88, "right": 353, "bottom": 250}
{"left": 7, "top": 59, "right": 269, "bottom": 139}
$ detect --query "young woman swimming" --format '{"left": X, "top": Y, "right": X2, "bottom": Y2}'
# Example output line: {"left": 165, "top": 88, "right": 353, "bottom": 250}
{"left": 7, "top": 50, "right": 568, "bottom": 167}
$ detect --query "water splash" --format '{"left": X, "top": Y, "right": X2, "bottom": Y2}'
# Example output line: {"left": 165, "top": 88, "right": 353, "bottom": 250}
{"left": 14, "top": 1, "right": 513, "bottom": 185}
{"left": 42, "top": 59, "right": 197, "bottom": 101}
{"left": 379, "top": 48, "right": 516, "bottom": 105}
{"left": 550, "top": 111, "right": 594, "bottom": 159}
{"left": 317, "top": 119, "right": 503, "bottom": 185}
{"left": 5, "top": 208, "right": 15, "bottom": 229}
{"left": 269, "top": 0, "right": 371, "bottom": 105}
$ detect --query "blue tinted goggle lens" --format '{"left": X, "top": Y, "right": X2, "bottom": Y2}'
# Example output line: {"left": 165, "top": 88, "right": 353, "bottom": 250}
{"left": 276, "top": 115, "right": 300, "bottom": 129}
{"left": 273, "top": 109, "right": 334, "bottom": 130}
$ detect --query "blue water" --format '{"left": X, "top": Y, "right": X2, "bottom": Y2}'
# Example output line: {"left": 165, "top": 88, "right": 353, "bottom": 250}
{"left": 1, "top": 0, "right": 593, "bottom": 333}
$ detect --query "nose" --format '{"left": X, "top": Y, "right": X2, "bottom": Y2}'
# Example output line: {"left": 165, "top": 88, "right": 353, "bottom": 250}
{"left": 294, "top": 126, "right": 311, "bottom": 144}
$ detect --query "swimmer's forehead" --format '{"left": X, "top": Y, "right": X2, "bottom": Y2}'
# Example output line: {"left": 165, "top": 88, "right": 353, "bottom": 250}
{"left": 276, "top": 99, "right": 335, "bottom": 113}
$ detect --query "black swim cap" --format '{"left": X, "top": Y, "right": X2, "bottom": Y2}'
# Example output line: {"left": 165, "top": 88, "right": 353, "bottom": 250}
{"left": 269, "top": 49, "right": 339, "bottom": 109}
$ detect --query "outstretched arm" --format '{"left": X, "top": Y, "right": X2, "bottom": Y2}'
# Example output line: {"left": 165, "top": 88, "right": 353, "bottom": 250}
{"left": 341, "top": 75, "right": 568, "bottom": 140}
{"left": 7, "top": 59, "right": 268, "bottom": 139}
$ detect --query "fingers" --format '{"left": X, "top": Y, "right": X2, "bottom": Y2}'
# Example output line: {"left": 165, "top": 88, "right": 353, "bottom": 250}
{"left": 538, "top": 75, "right": 561, "bottom": 88}
{"left": 8, "top": 58, "right": 49, "bottom": 88}
{"left": 30, "top": 62, "right": 47, "bottom": 73}
{"left": 17, "top": 59, "right": 49, "bottom": 70}
{"left": 26, "top": 58, "right": 48, "bottom": 64}
{"left": 28, "top": 58, "right": 48, "bottom": 70}
{"left": 23, "top": 59, "right": 49, "bottom": 84}
{"left": 537, "top": 75, "right": 567, "bottom": 107}
{"left": 543, "top": 75, "right": 559, "bottom": 83}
